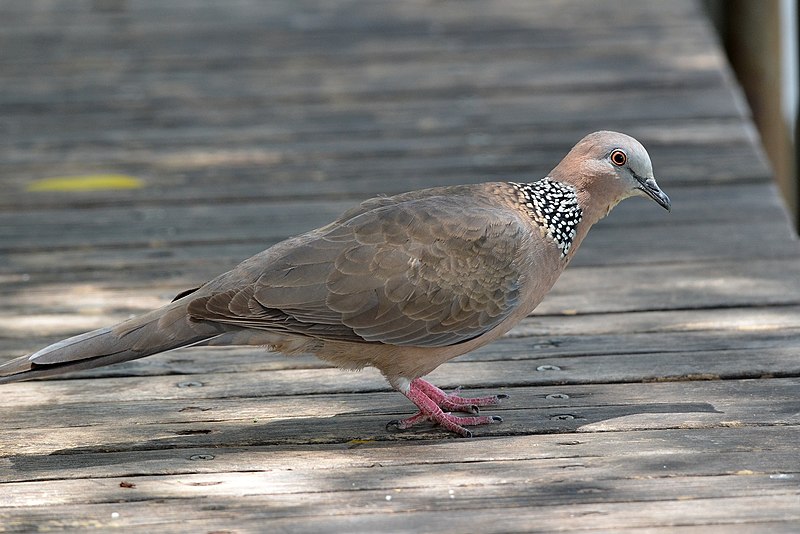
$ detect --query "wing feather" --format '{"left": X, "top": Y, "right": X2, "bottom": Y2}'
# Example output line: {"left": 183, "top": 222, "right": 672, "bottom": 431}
{"left": 188, "top": 188, "right": 526, "bottom": 347}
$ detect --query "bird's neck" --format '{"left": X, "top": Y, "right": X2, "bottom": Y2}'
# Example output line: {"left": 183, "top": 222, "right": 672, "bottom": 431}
{"left": 563, "top": 176, "right": 630, "bottom": 261}
{"left": 508, "top": 179, "right": 583, "bottom": 258}
{"left": 509, "top": 175, "right": 628, "bottom": 262}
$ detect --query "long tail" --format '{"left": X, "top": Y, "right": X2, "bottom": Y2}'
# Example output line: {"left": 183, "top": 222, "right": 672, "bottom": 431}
{"left": 0, "top": 299, "right": 226, "bottom": 384}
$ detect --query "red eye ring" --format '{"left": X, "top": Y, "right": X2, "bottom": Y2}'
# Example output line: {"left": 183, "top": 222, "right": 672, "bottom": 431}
{"left": 610, "top": 149, "right": 627, "bottom": 166}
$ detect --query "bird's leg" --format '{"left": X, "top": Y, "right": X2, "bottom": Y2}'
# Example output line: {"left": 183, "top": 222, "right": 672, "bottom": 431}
{"left": 387, "top": 379, "right": 503, "bottom": 437}
{"left": 412, "top": 378, "right": 508, "bottom": 413}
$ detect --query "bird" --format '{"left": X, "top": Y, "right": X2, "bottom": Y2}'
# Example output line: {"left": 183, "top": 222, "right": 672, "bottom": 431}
{"left": 0, "top": 131, "right": 670, "bottom": 437}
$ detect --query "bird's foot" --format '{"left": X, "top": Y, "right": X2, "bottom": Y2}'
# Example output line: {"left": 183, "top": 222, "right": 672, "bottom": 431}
{"left": 387, "top": 378, "right": 505, "bottom": 437}
{"left": 387, "top": 410, "right": 502, "bottom": 438}
{"left": 412, "top": 378, "right": 508, "bottom": 414}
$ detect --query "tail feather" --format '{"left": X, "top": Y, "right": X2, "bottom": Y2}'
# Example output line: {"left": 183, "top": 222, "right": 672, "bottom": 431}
{"left": 0, "top": 301, "right": 225, "bottom": 384}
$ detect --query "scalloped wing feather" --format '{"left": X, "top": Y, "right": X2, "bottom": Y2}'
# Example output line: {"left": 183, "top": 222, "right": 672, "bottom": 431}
{"left": 188, "top": 189, "right": 527, "bottom": 348}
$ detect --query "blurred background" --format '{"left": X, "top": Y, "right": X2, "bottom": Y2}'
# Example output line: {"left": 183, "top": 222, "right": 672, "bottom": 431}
{"left": 706, "top": 0, "right": 799, "bottom": 232}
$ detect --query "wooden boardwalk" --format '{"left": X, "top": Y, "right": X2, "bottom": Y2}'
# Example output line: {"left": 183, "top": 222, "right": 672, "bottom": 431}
{"left": 1, "top": 0, "right": 799, "bottom": 531}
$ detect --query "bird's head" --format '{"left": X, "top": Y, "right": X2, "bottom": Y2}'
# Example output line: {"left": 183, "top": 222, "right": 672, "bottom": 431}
{"left": 552, "top": 130, "right": 671, "bottom": 213}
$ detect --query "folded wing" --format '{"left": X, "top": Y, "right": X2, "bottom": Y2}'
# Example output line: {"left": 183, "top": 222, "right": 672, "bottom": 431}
{"left": 189, "top": 192, "right": 527, "bottom": 347}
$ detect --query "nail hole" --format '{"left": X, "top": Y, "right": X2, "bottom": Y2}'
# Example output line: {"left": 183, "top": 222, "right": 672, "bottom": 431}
{"left": 536, "top": 365, "right": 561, "bottom": 372}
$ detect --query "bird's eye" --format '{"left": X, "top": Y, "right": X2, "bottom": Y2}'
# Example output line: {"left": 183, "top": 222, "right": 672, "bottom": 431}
{"left": 610, "top": 149, "right": 627, "bottom": 166}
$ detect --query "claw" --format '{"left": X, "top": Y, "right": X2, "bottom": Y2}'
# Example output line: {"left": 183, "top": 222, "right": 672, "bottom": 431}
{"left": 413, "top": 379, "right": 507, "bottom": 411}
{"left": 389, "top": 379, "right": 506, "bottom": 437}
{"left": 385, "top": 419, "right": 401, "bottom": 431}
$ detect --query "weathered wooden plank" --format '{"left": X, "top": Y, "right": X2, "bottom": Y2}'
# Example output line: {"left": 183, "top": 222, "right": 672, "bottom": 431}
{"left": 0, "top": 378, "right": 797, "bottom": 454}
{"left": 0, "top": 377, "right": 797, "bottom": 454}
{"left": 1, "top": 356, "right": 795, "bottom": 412}
{"left": 0, "top": 0, "right": 706, "bottom": 34}
{"left": 0, "top": 86, "right": 749, "bottom": 155}
{"left": 0, "top": 113, "right": 755, "bottom": 149}
{"left": 0, "top": 31, "right": 729, "bottom": 101}
{"left": 0, "top": 117, "right": 758, "bottom": 165}
{"left": 1, "top": 499, "right": 798, "bottom": 534}
{"left": 0, "top": 118, "right": 769, "bottom": 215}
{"left": 5, "top": 318, "right": 797, "bottom": 375}
{"left": 543, "top": 257, "right": 800, "bottom": 313}
{"left": 514, "top": 303, "right": 800, "bottom": 337}
{"left": 2, "top": 466, "right": 799, "bottom": 512}
{"left": 0, "top": 479, "right": 797, "bottom": 534}
{"left": 0, "top": 53, "right": 725, "bottom": 108}
{"left": 0, "top": 425, "right": 793, "bottom": 481}
{"left": 0, "top": 158, "right": 769, "bottom": 218}
{"left": 0, "top": 0, "right": 701, "bottom": 22}
{"left": 0, "top": 20, "right": 715, "bottom": 63}
{"left": 0, "top": 127, "right": 765, "bottom": 187}
{"left": 4, "top": 424, "right": 799, "bottom": 530}
{"left": 2, "top": 506, "right": 797, "bottom": 534}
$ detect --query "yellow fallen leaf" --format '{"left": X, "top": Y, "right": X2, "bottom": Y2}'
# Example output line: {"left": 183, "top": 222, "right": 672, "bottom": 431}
{"left": 27, "top": 174, "right": 144, "bottom": 192}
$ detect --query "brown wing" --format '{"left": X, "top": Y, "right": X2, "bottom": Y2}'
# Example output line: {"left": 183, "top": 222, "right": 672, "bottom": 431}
{"left": 188, "top": 192, "right": 526, "bottom": 347}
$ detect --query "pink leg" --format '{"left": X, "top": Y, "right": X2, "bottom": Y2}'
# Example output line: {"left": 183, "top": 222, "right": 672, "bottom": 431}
{"left": 412, "top": 378, "right": 508, "bottom": 413}
{"left": 387, "top": 379, "right": 506, "bottom": 437}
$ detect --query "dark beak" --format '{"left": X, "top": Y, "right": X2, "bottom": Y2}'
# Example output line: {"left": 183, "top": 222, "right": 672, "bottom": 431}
{"left": 636, "top": 175, "right": 671, "bottom": 211}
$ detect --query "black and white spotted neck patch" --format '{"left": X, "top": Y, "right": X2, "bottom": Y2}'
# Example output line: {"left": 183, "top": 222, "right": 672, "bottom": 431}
{"left": 509, "top": 178, "right": 582, "bottom": 257}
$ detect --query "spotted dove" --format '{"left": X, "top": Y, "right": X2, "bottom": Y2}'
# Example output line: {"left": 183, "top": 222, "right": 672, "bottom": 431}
{"left": 0, "top": 131, "right": 670, "bottom": 437}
